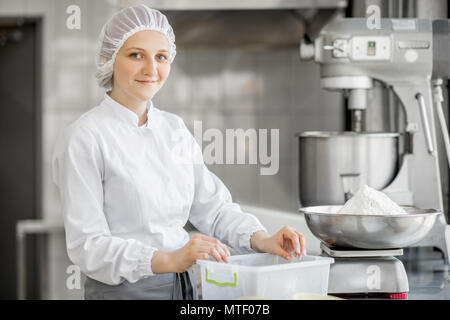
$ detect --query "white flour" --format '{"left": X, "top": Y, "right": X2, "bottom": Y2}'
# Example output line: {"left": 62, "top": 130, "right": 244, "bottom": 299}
{"left": 337, "top": 185, "right": 407, "bottom": 215}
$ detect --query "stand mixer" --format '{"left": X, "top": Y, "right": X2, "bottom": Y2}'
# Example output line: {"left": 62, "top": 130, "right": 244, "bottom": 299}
{"left": 298, "top": 18, "right": 450, "bottom": 299}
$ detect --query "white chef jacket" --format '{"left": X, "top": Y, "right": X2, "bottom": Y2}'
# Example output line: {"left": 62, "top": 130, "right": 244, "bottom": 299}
{"left": 52, "top": 93, "right": 267, "bottom": 286}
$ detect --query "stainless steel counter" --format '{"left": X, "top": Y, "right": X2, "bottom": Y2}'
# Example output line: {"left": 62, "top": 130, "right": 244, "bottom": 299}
{"left": 399, "top": 247, "right": 450, "bottom": 300}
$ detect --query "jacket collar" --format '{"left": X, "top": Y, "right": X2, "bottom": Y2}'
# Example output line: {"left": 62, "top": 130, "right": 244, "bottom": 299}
{"left": 103, "top": 92, "right": 154, "bottom": 128}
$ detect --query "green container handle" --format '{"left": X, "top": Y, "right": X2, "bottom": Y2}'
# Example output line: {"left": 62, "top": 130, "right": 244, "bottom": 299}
{"left": 205, "top": 267, "right": 238, "bottom": 287}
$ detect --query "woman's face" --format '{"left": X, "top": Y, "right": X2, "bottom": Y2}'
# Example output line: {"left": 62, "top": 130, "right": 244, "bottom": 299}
{"left": 112, "top": 30, "right": 171, "bottom": 105}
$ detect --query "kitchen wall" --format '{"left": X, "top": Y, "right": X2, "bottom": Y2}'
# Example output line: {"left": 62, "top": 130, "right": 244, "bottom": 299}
{"left": 0, "top": 0, "right": 343, "bottom": 299}
{"left": 0, "top": 0, "right": 116, "bottom": 299}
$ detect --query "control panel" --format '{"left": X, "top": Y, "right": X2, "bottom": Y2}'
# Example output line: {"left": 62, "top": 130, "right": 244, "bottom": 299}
{"left": 329, "top": 36, "right": 392, "bottom": 61}
{"left": 351, "top": 36, "right": 391, "bottom": 61}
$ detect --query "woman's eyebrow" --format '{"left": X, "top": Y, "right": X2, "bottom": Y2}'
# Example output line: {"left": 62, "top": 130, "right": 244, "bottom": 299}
{"left": 126, "top": 47, "right": 143, "bottom": 51}
{"left": 126, "top": 47, "right": 169, "bottom": 52}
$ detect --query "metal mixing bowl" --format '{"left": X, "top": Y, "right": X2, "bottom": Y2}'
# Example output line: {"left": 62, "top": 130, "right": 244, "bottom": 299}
{"left": 299, "top": 205, "right": 441, "bottom": 249}
{"left": 298, "top": 131, "right": 400, "bottom": 206}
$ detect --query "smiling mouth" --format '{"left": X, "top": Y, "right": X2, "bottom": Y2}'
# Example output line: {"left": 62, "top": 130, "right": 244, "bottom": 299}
{"left": 136, "top": 80, "right": 158, "bottom": 85}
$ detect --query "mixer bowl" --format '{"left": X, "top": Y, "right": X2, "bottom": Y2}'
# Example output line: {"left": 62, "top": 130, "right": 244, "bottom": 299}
{"left": 299, "top": 205, "right": 441, "bottom": 249}
{"left": 298, "top": 131, "right": 400, "bottom": 206}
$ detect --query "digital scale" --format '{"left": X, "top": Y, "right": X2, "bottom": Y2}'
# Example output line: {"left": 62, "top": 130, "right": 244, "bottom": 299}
{"left": 320, "top": 243, "right": 409, "bottom": 299}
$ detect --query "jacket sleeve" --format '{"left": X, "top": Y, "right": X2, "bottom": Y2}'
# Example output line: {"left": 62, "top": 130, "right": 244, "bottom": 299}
{"left": 184, "top": 123, "right": 267, "bottom": 254}
{"left": 52, "top": 125, "right": 156, "bottom": 285}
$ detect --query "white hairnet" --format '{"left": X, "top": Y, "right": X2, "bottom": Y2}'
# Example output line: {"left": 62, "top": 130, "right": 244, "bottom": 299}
{"left": 96, "top": 4, "right": 176, "bottom": 90}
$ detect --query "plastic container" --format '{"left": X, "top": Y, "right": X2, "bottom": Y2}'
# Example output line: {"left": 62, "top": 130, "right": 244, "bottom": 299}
{"left": 196, "top": 253, "right": 334, "bottom": 300}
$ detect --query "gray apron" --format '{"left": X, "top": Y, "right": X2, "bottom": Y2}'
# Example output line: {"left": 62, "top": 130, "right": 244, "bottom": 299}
{"left": 84, "top": 269, "right": 198, "bottom": 300}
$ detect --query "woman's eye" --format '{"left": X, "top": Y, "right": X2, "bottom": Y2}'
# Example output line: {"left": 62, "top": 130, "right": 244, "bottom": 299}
{"left": 157, "top": 54, "right": 168, "bottom": 61}
{"left": 130, "top": 52, "right": 142, "bottom": 59}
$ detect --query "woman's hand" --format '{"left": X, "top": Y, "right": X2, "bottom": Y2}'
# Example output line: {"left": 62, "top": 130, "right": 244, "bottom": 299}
{"left": 250, "top": 227, "right": 306, "bottom": 261}
{"left": 154, "top": 234, "right": 231, "bottom": 274}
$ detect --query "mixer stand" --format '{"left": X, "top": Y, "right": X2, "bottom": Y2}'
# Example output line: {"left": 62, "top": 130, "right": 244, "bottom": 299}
{"left": 320, "top": 243, "right": 409, "bottom": 299}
